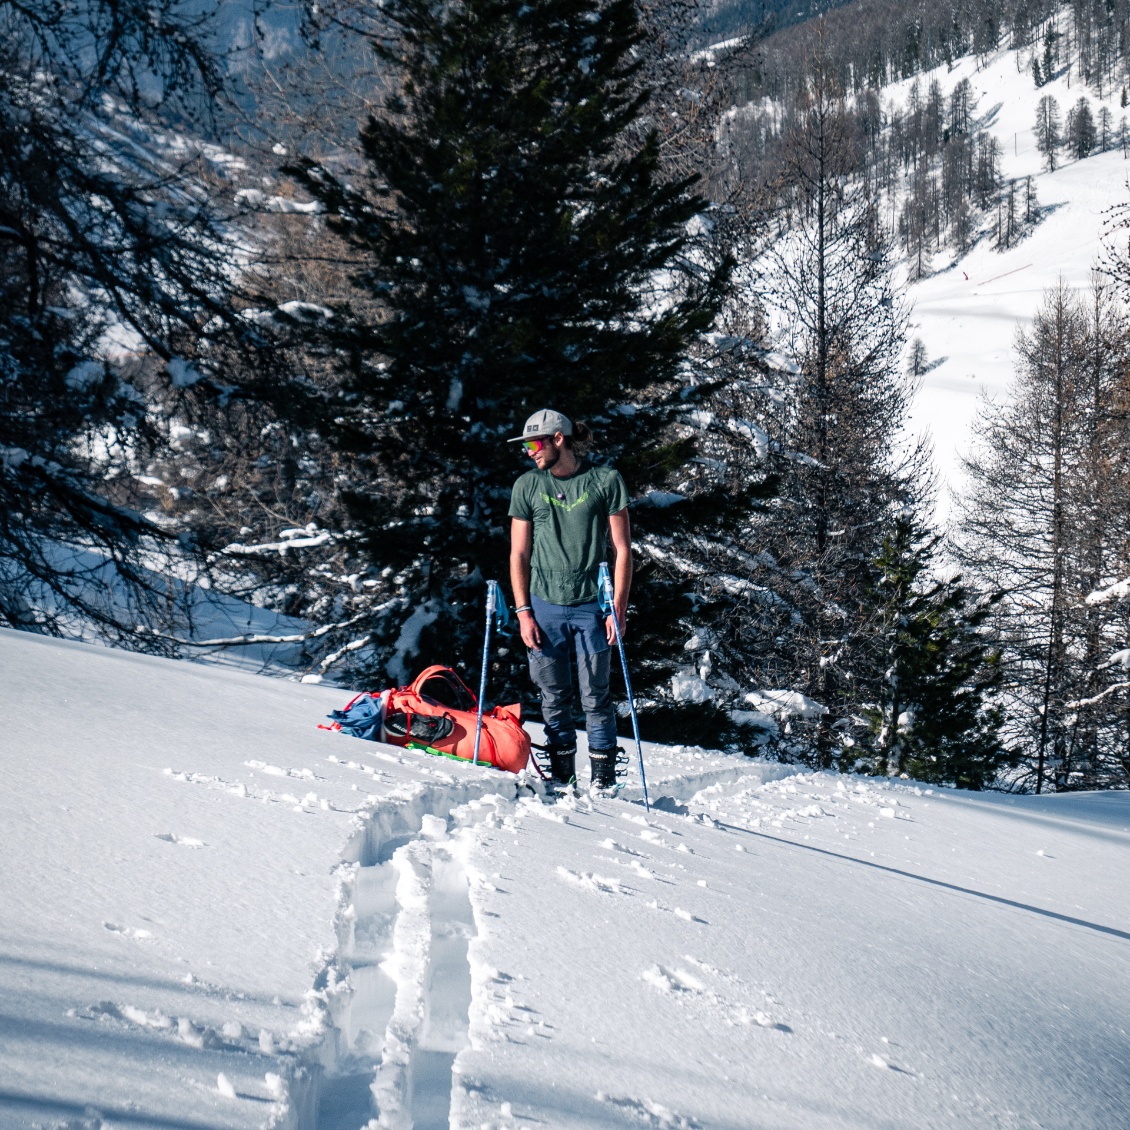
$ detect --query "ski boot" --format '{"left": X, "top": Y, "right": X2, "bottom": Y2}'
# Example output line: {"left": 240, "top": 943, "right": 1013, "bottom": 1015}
{"left": 543, "top": 743, "right": 578, "bottom": 795}
{"left": 588, "top": 747, "right": 625, "bottom": 797}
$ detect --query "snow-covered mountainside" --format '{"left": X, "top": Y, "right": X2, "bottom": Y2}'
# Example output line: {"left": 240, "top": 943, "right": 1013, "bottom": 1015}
{"left": 889, "top": 46, "right": 1129, "bottom": 518}
{"left": 3, "top": 627, "right": 1128, "bottom": 1128}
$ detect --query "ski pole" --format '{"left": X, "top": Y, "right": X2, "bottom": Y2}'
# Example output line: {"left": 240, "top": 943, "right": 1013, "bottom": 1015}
{"left": 473, "top": 579, "right": 508, "bottom": 765}
{"left": 598, "top": 561, "right": 649, "bottom": 811}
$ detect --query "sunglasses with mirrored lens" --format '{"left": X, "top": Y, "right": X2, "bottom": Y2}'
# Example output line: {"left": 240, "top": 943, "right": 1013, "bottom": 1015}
{"left": 522, "top": 438, "right": 546, "bottom": 454}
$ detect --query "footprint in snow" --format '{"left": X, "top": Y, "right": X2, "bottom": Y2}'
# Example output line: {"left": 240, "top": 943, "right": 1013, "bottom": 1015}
{"left": 556, "top": 867, "right": 628, "bottom": 895}
{"left": 103, "top": 922, "right": 154, "bottom": 941}
{"left": 244, "top": 759, "right": 320, "bottom": 781}
{"left": 620, "top": 812, "right": 664, "bottom": 830}
{"left": 868, "top": 1052, "right": 915, "bottom": 1075}
{"left": 674, "top": 907, "right": 707, "bottom": 924}
{"left": 597, "top": 1091, "right": 700, "bottom": 1129}
{"left": 155, "top": 833, "right": 206, "bottom": 848}
{"left": 733, "top": 1008, "right": 792, "bottom": 1033}
{"left": 642, "top": 964, "right": 706, "bottom": 994}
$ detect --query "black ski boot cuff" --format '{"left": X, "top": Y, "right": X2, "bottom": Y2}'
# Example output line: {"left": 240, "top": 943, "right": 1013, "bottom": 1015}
{"left": 589, "top": 748, "right": 619, "bottom": 789}
{"left": 547, "top": 745, "right": 577, "bottom": 785}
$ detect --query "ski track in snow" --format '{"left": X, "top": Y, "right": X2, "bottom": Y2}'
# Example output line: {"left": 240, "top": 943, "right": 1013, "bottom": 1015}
{"left": 310, "top": 780, "right": 526, "bottom": 1128}
{"left": 5, "top": 628, "right": 1130, "bottom": 1128}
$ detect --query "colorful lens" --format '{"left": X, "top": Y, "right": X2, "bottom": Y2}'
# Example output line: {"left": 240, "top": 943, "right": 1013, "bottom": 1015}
{"left": 523, "top": 439, "right": 544, "bottom": 454}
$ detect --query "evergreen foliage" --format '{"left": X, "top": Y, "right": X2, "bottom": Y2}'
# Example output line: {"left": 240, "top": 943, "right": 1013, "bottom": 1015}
{"left": 1036, "top": 95, "right": 1062, "bottom": 171}
{"left": 863, "top": 515, "right": 1007, "bottom": 790}
{"left": 281, "top": 0, "right": 731, "bottom": 694}
{"left": 1066, "top": 96, "right": 1097, "bottom": 158}
{"left": 726, "top": 0, "right": 1130, "bottom": 103}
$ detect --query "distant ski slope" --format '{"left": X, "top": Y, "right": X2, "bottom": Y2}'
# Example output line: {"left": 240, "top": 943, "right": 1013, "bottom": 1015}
{"left": 3, "top": 626, "right": 1129, "bottom": 1128}
{"left": 884, "top": 44, "right": 1129, "bottom": 521}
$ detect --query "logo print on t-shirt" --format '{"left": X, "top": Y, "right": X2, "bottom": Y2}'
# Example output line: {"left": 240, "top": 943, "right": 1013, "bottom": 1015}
{"left": 540, "top": 490, "right": 589, "bottom": 512}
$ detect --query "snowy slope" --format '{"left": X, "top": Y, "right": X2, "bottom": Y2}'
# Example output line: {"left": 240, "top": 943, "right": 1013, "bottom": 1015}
{"left": 3, "top": 627, "right": 1129, "bottom": 1128}
{"left": 884, "top": 42, "right": 1130, "bottom": 520}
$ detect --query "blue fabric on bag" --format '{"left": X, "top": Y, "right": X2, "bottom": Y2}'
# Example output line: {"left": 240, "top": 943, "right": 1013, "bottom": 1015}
{"left": 327, "top": 692, "right": 382, "bottom": 741}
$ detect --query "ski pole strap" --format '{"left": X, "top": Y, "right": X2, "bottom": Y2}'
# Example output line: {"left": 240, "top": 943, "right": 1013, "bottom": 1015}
{"left": 597, "top": 561, "right": 615, "bottom": 620}
{"left": 488, "top": 579, "right": 511, "bottom": 636}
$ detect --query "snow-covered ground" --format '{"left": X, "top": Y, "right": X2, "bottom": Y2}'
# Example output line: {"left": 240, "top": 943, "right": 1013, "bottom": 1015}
{"left": 3, "top": 626, "right": 1129, "bottom": 1129}
{"left": 887, "top": 40, "right": 1130, "bottom": 521}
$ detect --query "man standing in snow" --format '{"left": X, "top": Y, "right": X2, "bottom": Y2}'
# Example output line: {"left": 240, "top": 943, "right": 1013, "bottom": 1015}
{"left": 508, "top": 409, "right": 632, "bottom": 791}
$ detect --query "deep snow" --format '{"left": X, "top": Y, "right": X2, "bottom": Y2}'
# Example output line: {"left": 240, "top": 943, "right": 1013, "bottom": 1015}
{"left": 2, "top": 627, "right": 1129, "bottom": 1129}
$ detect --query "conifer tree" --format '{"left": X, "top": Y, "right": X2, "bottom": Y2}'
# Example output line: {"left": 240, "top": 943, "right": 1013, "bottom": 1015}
{"left": 1035, "top": 95, "right": 1062, "bottom": 170}
{"left": 720, "top": 50, "right": 926, "bottom": 768}
{"left": 1066, "top": 97, "right": 1097, "bottom": 159}
{"left": 863, "top": 515, "right": 1007, "bottom": 789}
{"left": 282, "top": 0, "right": 729, "bottom": 690}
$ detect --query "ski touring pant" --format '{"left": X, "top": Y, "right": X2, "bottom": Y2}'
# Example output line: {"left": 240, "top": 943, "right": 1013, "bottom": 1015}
{"left": 527, "top": 593, "right": 617, "bottom": 751}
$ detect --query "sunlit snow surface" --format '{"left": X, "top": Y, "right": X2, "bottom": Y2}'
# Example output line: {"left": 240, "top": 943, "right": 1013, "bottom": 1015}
{"left": 886, "top": 47, "right": 1130, "bottom": 522}
{"left": 2, "top": 627, "right": 1129, "bottom": 1128}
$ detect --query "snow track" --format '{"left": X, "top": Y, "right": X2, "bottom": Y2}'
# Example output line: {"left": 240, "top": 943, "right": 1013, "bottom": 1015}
{"left": 309, "top": 780, "right": 520, "bottom": 1129}
{"left": 302, "top": 752, "right": 810, "bottom": 1127}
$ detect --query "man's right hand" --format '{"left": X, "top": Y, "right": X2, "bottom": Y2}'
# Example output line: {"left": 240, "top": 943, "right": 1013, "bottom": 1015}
{"left": 518, "top": 610, "right": 543, "bottom": 650}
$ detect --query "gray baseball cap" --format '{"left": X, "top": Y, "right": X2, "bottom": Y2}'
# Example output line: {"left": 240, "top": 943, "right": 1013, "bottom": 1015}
{"left": 508, "top": 408, "right": 573, "bottom": 443}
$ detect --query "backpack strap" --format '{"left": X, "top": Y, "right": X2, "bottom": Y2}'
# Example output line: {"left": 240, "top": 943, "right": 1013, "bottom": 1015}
{"left": 409, "top": 665, "right": 478, "bottom": 710}
{"left": 476, "top": 718, "right": 499, "bottom": 766}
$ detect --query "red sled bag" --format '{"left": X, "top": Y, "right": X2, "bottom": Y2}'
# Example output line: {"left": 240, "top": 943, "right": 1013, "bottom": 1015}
{"left": 386, "top": 665, "right": 530, "bottom": 773}
{"left": 323, "top": 665, "right": 530, "bottom": 774}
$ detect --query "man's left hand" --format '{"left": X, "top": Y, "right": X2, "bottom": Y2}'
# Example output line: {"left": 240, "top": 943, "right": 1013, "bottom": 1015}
{"left": 605, "top": 607, "right": 627, "bottom": 645}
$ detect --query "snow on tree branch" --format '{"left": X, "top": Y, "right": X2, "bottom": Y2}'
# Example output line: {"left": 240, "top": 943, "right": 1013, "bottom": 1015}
{"left": 1085, "top": 578, "right": 1130, "bottom": 605}
{"left": 1066, "top": 683, "right": 1130, "bottom": 712}
{"left": 134, "top": 611, "right": 370, "bottom": 649}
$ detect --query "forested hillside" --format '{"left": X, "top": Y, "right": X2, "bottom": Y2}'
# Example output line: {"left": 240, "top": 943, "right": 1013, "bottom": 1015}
{"left": 4, "top": 0, "right": 1130, "bottom": 794}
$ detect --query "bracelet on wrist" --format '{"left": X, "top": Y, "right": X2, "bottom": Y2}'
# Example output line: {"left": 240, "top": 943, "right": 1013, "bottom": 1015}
{"left": 515, "top": 605, "right": 533, "bottom": 614}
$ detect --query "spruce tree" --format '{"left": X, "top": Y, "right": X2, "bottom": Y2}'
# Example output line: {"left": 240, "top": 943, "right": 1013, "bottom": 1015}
{"left": 1035, "top": 95, "right": 1062, "bottom": 171}
{"left": 1066, "top": 98, "right": 1096, "bottom": 160}
{"left": 283, "top": 0, "right": 729, "bottom": 691}
{"left": 863, "top": 515, "right": 1007, "bottom": 789}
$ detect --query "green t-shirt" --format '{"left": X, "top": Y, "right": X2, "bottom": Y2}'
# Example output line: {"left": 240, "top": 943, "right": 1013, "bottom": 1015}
{"left": 508, "top": 460, "right": 629, "bottom": 606}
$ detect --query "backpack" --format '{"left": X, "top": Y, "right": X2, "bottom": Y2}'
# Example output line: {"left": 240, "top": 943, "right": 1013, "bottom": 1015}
{"left": 322, "top": 665, "right": 530, "bottom": 774}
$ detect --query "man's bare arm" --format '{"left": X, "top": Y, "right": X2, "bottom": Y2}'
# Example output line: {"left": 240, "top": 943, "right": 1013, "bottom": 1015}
{"left": 509, "top": 518, "right": 542, "bottom": 648}
{"left": 607, "top": 508, "right": 632, "bottom": 642}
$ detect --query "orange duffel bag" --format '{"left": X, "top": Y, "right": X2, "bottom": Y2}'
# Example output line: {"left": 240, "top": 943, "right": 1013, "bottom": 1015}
{"left": 382, "top": 665, "right": 531, "bottom": 774}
